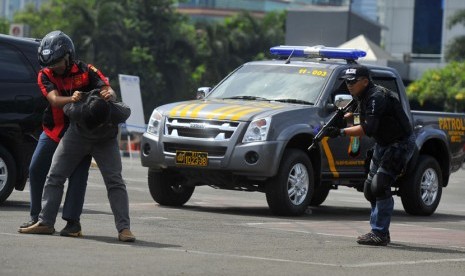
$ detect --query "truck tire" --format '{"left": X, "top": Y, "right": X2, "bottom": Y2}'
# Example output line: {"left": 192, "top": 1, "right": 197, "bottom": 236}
{"left": 148, "top": 170, "right": 195, "bottom": 206}
{"left": 400, "top": 155, "right": 442, "bottom": 216}
{"left": 0, "top": 145, "right": 17, "bottom": 204}
{"left": 266, "top": 149, "right": 314, "bottom": 216}
{"left": 309, "top": 184, "right": 330, "bottom": 206}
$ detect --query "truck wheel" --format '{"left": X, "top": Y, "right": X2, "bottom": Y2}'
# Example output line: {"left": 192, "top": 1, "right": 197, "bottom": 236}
{"left": 148, "top": 170, "right": 194, "bottom": 206}
{"left": 266, "top": 149, "right": 314, "bottom": 216}
{"left": 0, "top": 145, "right": 17, "bottom": 204}
{"left": 309, "top": 184, "right": 330, "bottom": 206}
{"left": 400, "top": 155, "right": 442, "bottom": 216}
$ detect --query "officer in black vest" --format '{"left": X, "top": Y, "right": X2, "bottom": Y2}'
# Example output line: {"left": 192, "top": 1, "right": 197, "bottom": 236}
{"left": 327, "top": 64, "right": 416, "bottom": 246}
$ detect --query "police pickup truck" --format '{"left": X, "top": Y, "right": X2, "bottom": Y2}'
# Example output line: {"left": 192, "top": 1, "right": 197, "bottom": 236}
{"left": 140, "top": 45, "right": 465, "bottom": 216}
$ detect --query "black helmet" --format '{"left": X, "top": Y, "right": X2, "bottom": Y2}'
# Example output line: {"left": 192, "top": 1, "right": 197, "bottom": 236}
{"left": 38, "top": 30, "right": 75, "bottom": 67}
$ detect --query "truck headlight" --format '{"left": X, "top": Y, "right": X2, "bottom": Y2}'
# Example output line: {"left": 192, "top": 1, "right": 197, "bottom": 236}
{"left": 242, "top": 117, "right": 271, "bottom": 143}
{"left": 147, "top": 109, "right": 163, "bottom": 136}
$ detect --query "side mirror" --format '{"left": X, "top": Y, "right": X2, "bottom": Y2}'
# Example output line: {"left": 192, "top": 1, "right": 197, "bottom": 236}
{"left": 334, "top": 94, "right": 353, "bottom": 108}
{"left": 196, "top": 87, "right": 211, "bottom": 99}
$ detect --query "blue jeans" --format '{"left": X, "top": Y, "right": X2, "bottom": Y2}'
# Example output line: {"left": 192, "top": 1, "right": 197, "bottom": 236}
{"left": 29, "top": 132, "right": 91, "bottom": 222}
{"left": 370, "top": 197, "right": 394, "bottom": 235}
{"left": 367, "top": 133, "right": 416, "bottom": 235}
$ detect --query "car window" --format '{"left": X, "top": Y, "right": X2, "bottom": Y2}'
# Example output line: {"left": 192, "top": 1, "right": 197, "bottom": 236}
{"left": 0, "top": 43, "right": 36, "bottom": 82}
{"left": 372, "top": 78, "right": 399, "bottom": 94}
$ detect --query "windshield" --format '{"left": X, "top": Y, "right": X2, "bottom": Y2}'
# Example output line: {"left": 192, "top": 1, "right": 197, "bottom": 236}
{"left": 208, "top": 64, "right": 331, "bottom": 104}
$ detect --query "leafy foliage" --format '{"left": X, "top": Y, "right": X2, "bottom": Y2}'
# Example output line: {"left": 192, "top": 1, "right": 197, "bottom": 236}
{"left": 406, "top": 62, "right": 465, "bottom": 112}
{"left": 410, "top": 8, "right": 465, "bottom": 112}
{"left": 0, "top": 17, "right": 9, "bottom": 34}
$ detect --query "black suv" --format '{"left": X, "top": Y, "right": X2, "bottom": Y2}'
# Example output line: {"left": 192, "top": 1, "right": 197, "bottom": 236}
{"left": 0, "top": 34, "right": 47, "bottom": 204}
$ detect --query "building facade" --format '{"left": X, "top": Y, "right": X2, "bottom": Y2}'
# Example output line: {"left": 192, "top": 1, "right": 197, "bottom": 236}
{"left": 378, "top": 0, "right": 465, "bottom": 79}
{"left": 176, "top": 0, "right": 355, "bottom": 21}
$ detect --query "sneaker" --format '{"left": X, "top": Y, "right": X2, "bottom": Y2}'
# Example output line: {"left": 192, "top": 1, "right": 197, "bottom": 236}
{"left": 357, "top": 231, "right": 388, "bottom": 246}
{"left": 60, "top": 221, "right": 82, "bottom": 237}
{"left": 18, "top": 222, "right": 55, "bottom": 235}
{"left": 118, "top": 229, "right": 135, "bottom": 242}
{"left": 357, "top": 231, "right": 391, "bottom": 244}
{"left": 18, "top": 219, "right": 38, "bottom": 229}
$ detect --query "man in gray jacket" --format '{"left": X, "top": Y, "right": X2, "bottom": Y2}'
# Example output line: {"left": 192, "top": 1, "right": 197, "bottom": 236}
{"left": 20, "top": 88, "right": 135, "bottom": 242}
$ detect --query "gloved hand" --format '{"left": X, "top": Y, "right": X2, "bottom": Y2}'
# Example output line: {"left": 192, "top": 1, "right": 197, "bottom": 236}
{"left": 326, "top": 126, "right": 342, "bottom": 138}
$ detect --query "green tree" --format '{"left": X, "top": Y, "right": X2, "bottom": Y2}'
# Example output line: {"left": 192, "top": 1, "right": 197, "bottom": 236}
{"left": 406, "top": 62, "right": 465, "bottom": 112}
{"left": 194, "top": 11, "right": 285, "bottom": 87}
{"left": 121, "top": 0, "right": 199, "bottom": 117}
{"left": 15, "top": 0, "right": 127, "bottom": 74}
{"left": 14, "top": 0, "right": 75, "bottom": 38}
{"left": 65, "top": 0, "right": 126, "bottom": 72}
{"left": 445, "top": 9, "right": 465, "bottom": 61}
{"left": 0, "top": 17, "right": 9, "bottom": 34}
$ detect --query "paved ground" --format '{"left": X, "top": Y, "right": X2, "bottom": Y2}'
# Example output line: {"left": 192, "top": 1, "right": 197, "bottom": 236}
{"left": 1, "top": 156, "right": 465, "bottom": 275}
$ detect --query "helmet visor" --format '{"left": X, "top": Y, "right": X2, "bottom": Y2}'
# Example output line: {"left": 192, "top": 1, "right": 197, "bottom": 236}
{"left": 47, "top": 57, "right": 67, "bottom": 69}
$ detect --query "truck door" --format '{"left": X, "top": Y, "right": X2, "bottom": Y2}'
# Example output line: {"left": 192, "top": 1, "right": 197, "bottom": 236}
{"left": 322, "top": 79, "right": 373, "bottom": 178}
{"left": 322, "top": 70, "right": 404, "bottom": 179}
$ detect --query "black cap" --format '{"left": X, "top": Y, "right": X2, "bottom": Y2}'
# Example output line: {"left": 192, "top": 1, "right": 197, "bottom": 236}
{"left": 340, "top": 64, "right": 370, "bottom": 81}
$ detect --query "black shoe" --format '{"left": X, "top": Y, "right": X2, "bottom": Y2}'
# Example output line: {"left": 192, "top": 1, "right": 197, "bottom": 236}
{"left": 357, "top": 231, "right": 388, "bottom": 246}
{"left": 60, "top": 221, "right": 82, "bottom": 237}
{"left": 19, "top": 219, "right": 38, "bottom": 229}
{"left": 357, "top": 231, "right": 390, "bottom": 243}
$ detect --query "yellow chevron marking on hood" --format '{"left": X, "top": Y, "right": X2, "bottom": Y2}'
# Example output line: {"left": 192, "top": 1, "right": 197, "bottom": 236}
{"left": 169, "top": 101, "right": 285, "bottom": 120}
{"left": 321, "top": 137, "right": 339, "bottom": 178}
{"left": 206, "top": 105, "right": 243, "bottom": 120}
{"left": 230, "top": 107, "right": 265, "bottom": 120}
{"left": 217, "top": 106, "right": 259, "bottom": 120}
{"left": 179, "top": 103, "right": 200, "bottom": 117}
{"left": 169, "top": 103, "right": 189, "bottom": 117}
{"left": 190, "top": 103, "right": 208, "bottom": 118}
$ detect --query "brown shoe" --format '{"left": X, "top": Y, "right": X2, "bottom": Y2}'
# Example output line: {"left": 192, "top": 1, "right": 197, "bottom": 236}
{"left": 18, "top": 219, "right": 38, "bottom": 230}
{"left": 118, "top": 229, "right": 135, "bottom": 242}
{"left": 18, "top": 222, "right": 55, "bottom": 235}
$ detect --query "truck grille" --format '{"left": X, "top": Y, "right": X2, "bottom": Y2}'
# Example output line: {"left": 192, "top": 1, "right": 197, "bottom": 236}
{"left": 165, "top": 118, "right": 239, "bottom": 140}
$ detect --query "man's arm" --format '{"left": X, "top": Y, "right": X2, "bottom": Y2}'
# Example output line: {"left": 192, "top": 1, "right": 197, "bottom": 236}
{"left": 46, "top": 90, "right": 82, "bottom": 107}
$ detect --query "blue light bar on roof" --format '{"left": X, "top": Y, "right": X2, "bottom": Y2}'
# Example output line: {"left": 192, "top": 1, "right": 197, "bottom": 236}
{"left": 270, "top": 45, "right": 367, "bottom": 60}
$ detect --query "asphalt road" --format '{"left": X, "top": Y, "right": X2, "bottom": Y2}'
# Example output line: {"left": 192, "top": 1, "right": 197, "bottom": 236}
{"left": 1, "top": 156, "right": 465, "bottom": 276}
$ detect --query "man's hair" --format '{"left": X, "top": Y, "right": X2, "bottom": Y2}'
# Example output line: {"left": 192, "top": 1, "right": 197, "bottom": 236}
{"left": 84, "top": 96, "right": 110, "bottom": 129}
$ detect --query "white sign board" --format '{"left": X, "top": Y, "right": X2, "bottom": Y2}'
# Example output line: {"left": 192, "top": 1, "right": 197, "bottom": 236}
{"left": 118, "top": 74, "right": 146, "bottom": 133}
{"left": 9, "top": 24, "right": 25, "bottom": 37}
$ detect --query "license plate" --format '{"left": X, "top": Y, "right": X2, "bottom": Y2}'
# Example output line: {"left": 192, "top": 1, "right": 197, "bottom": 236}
{"left": 175, "top": 151, "right": 208, "bottom": 166}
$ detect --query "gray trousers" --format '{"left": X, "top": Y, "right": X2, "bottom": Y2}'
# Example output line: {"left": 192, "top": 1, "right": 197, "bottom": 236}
{"left": 40, "top": 129, "right": 130, "bottom": 232}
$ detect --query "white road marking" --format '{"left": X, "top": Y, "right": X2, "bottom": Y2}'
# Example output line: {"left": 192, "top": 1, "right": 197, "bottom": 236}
{"left": 137, "top": 217, "right": 168, "bottom": 220}
{"left": 162, "top": 248, "right": 465, "bottom": 268}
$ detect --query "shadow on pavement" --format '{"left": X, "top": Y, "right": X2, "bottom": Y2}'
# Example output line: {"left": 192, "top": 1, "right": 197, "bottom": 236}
{"left": 81, "top": 234, "right": 181, "bottom": 249}
{"left": 386, "top": 242, "right": 465, "bottom": 254}
{"left": 0, "top": 200, "right": 114, "bottom": 217}
{"left": 159, "top": 203, "right": 465, "bottom": 224}
{"left": 0, "top": 200, "right": 30, "bottom": 210}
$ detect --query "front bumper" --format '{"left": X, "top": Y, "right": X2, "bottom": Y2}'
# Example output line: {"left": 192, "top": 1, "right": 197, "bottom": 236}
{"left": 140, "top": 132, "right": 284, "bottom": 178}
